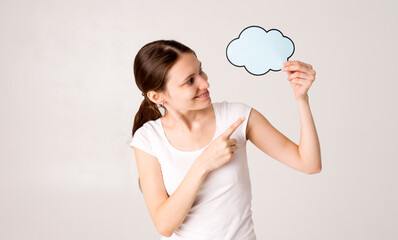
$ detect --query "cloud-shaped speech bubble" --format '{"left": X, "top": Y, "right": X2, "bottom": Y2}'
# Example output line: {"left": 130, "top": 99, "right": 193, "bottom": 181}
{"left": 226, "top": 26, "right": 295, "bottom": 76}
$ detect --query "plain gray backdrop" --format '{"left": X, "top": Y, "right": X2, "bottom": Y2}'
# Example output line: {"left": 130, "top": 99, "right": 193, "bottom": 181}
{"left": 0, "top": 0, "right": 397, "bottom": 239}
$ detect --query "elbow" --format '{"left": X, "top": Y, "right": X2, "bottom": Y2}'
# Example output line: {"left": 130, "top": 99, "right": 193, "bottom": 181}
{"left": 305, "top": 164, "right": 322, "bottom": 175}
{"left": 303, "top": 160, "right": 322, "bottom": 175}
{"left": 155, "top": 222, "right": 174, "bottom": 238}
{"left": 152, "top": 207, "right": 179, "bottom": 237}
{"left": 159, "top": 231, "right": 173, "bottom": 238}
{"left": 306, "top": 167, "right": 322, "bottom": 175}
{"left": 156, "top": 228, "right": 173, "bottom": 237}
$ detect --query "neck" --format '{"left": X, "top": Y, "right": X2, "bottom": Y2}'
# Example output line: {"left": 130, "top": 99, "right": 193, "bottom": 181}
{"left": 162, "top": 104, "right": 213, "bottom": 133}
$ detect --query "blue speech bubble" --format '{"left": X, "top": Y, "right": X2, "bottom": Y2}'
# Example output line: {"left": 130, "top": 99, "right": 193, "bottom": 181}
{"left": 226, "top": 26, "right": 295, "bottom": 76}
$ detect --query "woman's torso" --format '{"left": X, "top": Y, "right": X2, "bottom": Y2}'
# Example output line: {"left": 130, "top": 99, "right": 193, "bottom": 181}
{"left": 131, "top": 101, "right": 256, "bottom": 240}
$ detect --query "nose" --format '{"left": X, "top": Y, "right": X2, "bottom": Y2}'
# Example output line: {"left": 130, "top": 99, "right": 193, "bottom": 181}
{"left": 198, "top": 73, "right": 209, "bottom": 89}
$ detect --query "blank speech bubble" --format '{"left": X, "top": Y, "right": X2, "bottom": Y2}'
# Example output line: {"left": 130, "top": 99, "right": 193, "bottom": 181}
{"left": 226, "top": 26, "right": 295, "bottom": 76}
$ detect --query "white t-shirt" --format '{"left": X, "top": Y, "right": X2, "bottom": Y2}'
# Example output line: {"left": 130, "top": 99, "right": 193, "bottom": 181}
{"left": 131, "top": 101, "right": 256, "bottom": 240}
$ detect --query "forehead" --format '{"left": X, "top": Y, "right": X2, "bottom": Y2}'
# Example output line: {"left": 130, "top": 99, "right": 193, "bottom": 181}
{"left": 166, "top": 52, "right": 199, "bottom": 86}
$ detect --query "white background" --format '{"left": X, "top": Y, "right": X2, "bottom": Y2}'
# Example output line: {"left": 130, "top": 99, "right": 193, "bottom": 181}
{"left": 0, "top": 0, "right": 397, "bottom": 239}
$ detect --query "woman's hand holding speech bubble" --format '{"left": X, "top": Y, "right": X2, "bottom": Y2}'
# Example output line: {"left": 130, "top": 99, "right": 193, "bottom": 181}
{"left": 282, "top": 60, "right": 317, "bottom": 101}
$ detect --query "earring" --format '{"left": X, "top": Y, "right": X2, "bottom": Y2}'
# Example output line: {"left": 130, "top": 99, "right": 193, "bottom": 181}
{"left": 161, "top": 102, "right": 164, "bottom": 108}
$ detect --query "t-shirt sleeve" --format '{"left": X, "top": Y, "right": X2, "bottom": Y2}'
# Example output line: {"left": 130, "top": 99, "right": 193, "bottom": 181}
{"left": 236, "top": 102, "right": 253, "bottom": 142}
{"left": 130, "top": 126, "right": 156, "bottom": 157}
{"left": 223, "top": 101, "right": 253, "bottom": 143}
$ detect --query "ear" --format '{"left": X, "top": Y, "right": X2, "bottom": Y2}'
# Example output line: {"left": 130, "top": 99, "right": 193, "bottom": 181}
{"left": 147, "top": 90, "right": 165, "bottom": 105}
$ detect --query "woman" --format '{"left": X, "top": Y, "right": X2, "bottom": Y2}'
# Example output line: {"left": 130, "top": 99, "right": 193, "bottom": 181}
{"left": 130, "top": 40, "right": 321, "bottom": 239}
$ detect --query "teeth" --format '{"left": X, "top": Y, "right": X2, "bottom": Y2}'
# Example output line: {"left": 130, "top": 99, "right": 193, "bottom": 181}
{"left": 197, "top": 91, "right": 207, "bottom": 97}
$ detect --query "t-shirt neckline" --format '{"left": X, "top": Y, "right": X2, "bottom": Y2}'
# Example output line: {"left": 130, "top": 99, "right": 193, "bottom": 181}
{"left": 156, "top": 102, "right": 218, "bottom": 154}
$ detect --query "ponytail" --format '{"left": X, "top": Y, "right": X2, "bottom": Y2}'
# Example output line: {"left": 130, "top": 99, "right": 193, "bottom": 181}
{"left": 132, "top": 97, "right": 163, "bottom": 137}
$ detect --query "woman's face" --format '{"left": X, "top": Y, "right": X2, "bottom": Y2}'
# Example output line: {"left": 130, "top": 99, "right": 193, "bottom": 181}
{"left": 162, "top": 52, "right": 211, "bottom": 112}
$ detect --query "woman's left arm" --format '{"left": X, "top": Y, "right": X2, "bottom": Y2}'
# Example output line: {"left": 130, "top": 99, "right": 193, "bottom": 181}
{"left": 246, "top": 60, "right": 321, "bottom": 174}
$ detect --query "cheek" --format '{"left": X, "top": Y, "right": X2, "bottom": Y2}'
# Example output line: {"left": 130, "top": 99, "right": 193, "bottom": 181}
{"left": 170, "top": 89, "right": 196, "bottom": 100}
{"left": 181, "top": 87, "right": 198, "bottom": 98}
{"left": 188, "top": 90, "right": 198, "bottom": 99}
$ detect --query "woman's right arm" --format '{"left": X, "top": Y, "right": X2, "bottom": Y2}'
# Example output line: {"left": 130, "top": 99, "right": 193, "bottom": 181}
{"left": 134, "top": 147, "right": 208, "bottom": 237}
{"left": 133, "top": 117, "right": 244, "bottom": 237}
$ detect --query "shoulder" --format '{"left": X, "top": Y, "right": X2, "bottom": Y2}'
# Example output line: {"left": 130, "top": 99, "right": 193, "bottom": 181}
{"left": 133, "top": 119, "right": 162, "bottom": 139}
{"left": 214, "top": 101, "right": 252, "bottom": 142}
{"left": 214, "top": 101, "right": 252, "bottom": 115}
{"left": 130, "top": 119, "right": 162, "bottom": 156}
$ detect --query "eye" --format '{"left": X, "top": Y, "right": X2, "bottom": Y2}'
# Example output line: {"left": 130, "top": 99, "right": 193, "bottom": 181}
{"left": 186, "top": 67, "right": 203, "bottom": 86}
{"left": 187, "top": 77, "right": 194, "bottom": 85}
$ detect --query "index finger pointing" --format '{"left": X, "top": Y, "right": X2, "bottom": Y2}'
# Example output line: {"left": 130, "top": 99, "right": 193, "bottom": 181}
{"left": 223, "top": 117, "right": 245, "bottom": 139}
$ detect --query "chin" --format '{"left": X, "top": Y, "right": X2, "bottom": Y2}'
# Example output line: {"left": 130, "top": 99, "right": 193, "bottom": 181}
{"left": 202, "top": 98, "right": 213, "bottom": 108}
{"left": 192, "top": 97, "right": 212, "bottom": 109}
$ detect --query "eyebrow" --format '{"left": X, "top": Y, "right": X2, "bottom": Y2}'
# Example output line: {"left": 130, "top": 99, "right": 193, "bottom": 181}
{"left": 181, "top": 62, "right": 202, "bottom": 85}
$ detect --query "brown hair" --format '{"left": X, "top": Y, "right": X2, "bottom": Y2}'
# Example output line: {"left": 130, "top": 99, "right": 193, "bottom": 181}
{"left": 132, "top": 40, "right": 196, "bottom": 137}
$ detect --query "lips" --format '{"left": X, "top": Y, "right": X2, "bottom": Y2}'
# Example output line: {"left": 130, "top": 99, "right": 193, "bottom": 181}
{"left": 195, "top": 90, "right": 209, "bottom": 98}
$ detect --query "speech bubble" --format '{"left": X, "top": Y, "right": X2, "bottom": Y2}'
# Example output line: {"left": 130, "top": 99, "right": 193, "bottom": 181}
{"left": 226, "top": 26, "right": 295, "bottom": 76}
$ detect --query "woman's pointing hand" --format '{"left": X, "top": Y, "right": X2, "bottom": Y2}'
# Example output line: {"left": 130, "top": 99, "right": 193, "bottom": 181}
{"left": 197, "top": 117, "right": 245, "bottom": 173}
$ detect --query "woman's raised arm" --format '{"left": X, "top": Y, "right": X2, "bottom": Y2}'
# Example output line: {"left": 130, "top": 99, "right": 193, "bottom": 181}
{"left": 246, "top": 60, "right": 321, "bottom": 174}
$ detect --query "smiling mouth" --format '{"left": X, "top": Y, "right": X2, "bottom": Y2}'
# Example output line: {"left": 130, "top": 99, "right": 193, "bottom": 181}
{"left": 195, "top": 90, "right": 209, "bottom": 98}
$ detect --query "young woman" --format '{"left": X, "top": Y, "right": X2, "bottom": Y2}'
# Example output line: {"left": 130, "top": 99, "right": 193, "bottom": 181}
{"left": 130, "top": 40, "right": 321, "bottom": 239}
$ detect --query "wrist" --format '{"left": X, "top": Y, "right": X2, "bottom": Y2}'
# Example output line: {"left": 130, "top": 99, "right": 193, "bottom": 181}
{"left": 296, "top": 94, "right": 309, "bottom": 103}
{"left": 193, "top": 157, "right": 210, "bottom": 178}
